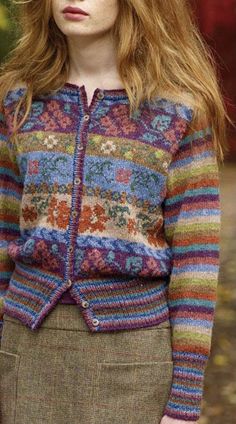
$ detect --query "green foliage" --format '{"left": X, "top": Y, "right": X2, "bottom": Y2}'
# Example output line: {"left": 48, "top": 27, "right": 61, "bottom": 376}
{"left": 0, "top": 0, "right": 16, "bottom": 64}
{"left": 0, "top": 3, "right": 10, "bottom": 30}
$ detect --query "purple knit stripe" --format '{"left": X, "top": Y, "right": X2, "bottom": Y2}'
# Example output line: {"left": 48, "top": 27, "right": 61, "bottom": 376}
{"left": 6, "top": 282, "right": 47, "bottom": 307}
{"left": 0, "top": 228, "right": 20, "bottom": 237}
{"left": 3, "top": 263, "right": 65, "bottom": 314}
{"left": 3, "top": 302, "right": 39, "bottom": 327}
{"left": 173, "top": 250, "right": 219, "bottom": 259}
{"left": 78, "top": 277, "right": 167, "bottom": 292}
{"left": 76, "top": 276, "right": 168, "bottom": 292}
{"left": 14, "top": 262, "right": 61, "bottom": 290}
{"left": 169, "top": 305, "right": 214, "bottom": 314}
{"left": 98, "top": 310, "right": 170, "bottom": 331}
{"left": 0, "top": 172, "right": 22, "bottom": 186}
{"left": 88, "top": 285, "right": 167, "bottom": 309}
{"left": 166, "top": 194, "right": 219, "bottom": 210}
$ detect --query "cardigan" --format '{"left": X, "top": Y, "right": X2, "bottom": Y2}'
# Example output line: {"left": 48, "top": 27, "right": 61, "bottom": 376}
{"left": 0, "top": 82, "right": 221, "bottom": 421}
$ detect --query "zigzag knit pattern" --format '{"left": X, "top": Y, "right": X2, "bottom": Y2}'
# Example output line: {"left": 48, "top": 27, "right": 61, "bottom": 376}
{"left": 0, "top": 83, "right": 221, "bottom": 421}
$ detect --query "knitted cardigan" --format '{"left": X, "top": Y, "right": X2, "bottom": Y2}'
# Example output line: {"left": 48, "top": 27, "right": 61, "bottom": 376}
{"left": 0, "top": 83, "right": 221, "bottom": 421}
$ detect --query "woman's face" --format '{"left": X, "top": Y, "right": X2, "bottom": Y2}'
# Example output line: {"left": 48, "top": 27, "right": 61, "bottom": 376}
{"left": 51, "top": 0, "right": 119, "bottom": 38}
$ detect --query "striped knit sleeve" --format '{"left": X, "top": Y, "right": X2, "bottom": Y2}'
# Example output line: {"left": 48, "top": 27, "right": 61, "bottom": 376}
{"left": 0, "top": 106, "right": 22, "bottom": 344}
{"left": 162, "top": 117, "right": 221, "bottom": 421}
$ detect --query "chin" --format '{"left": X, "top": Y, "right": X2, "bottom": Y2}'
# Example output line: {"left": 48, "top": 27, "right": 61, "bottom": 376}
{"left": 58, "top": 23, "right": 92, "bottom": 36}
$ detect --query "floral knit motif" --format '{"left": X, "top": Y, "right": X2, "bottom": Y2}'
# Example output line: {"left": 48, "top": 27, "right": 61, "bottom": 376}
{"left": 0, "top": 83, "right": 221, "bottom": 421}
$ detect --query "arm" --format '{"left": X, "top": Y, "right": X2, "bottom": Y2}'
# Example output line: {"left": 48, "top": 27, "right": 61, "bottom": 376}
{"left": 162, "top": 116, "right": 221, "bottom": 421}
{"left": 0, "top": 105, "right": 22, "bottom": 345}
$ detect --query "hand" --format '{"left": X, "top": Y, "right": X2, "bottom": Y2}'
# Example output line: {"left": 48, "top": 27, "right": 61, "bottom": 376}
{"left": 160, "top": 415, "right": 197, "bottom": 424}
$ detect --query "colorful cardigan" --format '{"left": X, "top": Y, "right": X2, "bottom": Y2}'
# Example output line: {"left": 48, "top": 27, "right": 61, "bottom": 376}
{"left": 0, "top": 83, "right": 221, "bottom": 421}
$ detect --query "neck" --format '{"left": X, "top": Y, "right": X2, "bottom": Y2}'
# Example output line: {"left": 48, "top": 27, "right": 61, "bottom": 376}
{"left": 67, "top": 33, "right": 123, "bottom": 89}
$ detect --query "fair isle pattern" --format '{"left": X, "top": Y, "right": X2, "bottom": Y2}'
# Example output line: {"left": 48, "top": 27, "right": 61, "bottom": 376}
{"left": 0, "top": 83, "right": 220, "bottom": 421}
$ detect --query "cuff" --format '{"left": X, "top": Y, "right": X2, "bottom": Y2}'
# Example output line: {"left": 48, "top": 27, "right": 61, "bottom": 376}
{"left": 163, "top": 354, "right": 208, "bottom": 421}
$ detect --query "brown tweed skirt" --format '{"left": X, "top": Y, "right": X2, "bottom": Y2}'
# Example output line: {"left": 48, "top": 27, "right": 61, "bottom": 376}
{"left": 0, "top": 304, "right": 173, "bottom": 424}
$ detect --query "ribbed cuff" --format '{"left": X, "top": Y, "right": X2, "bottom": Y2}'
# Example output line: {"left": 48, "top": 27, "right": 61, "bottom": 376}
{"left": 164, "top": 355, "right": 208, "bottom": 421}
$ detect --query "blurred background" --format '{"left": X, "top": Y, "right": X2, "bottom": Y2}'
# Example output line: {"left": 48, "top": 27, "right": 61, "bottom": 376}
{"left": 0, "top": 1, "right": 236, "bottom": 423}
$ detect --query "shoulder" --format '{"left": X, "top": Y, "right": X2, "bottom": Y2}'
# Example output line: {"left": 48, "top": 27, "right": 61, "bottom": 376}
{"left": 159, "top": 89, "right": 196, "bottom": 110}
{"left": 158, "top": 91, "right": 212, "bottom": 135}
{"left": 3, "top": 82, "right": 27, "bottom": 110}
{"left": 151, "top": 89, "right": 196, "bottom": 122}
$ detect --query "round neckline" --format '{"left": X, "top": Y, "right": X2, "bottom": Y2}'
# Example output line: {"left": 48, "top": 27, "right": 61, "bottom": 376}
{"left": 63, "top": 82, "right": 128, "bottom": 97}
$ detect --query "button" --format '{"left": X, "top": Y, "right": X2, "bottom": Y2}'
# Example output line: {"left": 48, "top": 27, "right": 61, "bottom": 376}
{"left": 72, "top": 210, "right": 78, "bottom": 218}
{"left": 84, "top": 114, "right": 90, "bottom": 121}
{"left": 97, "top": 91, "right": 104, "bottom": 100}
{"left": 163, "top": 161, "right": 168, "bottom": 169}
{"left": 68, "top": 246, "right": 73, "bottom": 252}
{"left": 92, "top": 318, "right": 99, "bottom": 326}
{"left": 67, "top": 279, "right": 72, "bottom": 287}
{"left": 81, "top": 300, "right": 89, "bottom": 308}
{"left": 78, "top": 145, "right": 83, "bottom": 150}
{"left": 74, "top": 177, "right": 81, "bottom": 184}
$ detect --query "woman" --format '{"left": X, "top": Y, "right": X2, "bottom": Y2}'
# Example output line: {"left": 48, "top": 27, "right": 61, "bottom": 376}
{"left": 0, "top": 1, "right": 230, "bottom": 423}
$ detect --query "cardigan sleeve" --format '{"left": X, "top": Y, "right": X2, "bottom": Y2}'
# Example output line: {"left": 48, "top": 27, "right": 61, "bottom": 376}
{"left": 0, "top": 106, "right": 22, "bottom": 344}
{"left": 162, "top": 116, "right": 221, "bottom": 421}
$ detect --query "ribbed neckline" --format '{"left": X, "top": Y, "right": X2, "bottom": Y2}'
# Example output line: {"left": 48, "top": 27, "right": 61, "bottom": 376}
{"left": 5, "top": 82, "right": 128, "bottom": 98}
{"left": 63, "top": 82, "right": 128, "bottom": 97}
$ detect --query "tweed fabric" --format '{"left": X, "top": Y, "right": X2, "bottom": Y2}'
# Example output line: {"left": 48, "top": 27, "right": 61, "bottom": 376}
{"left": 0, "top": 304, "right": 173, "bottom": 424}
{"left": 0, "top": 83, "right": 221, "bottom": 420}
